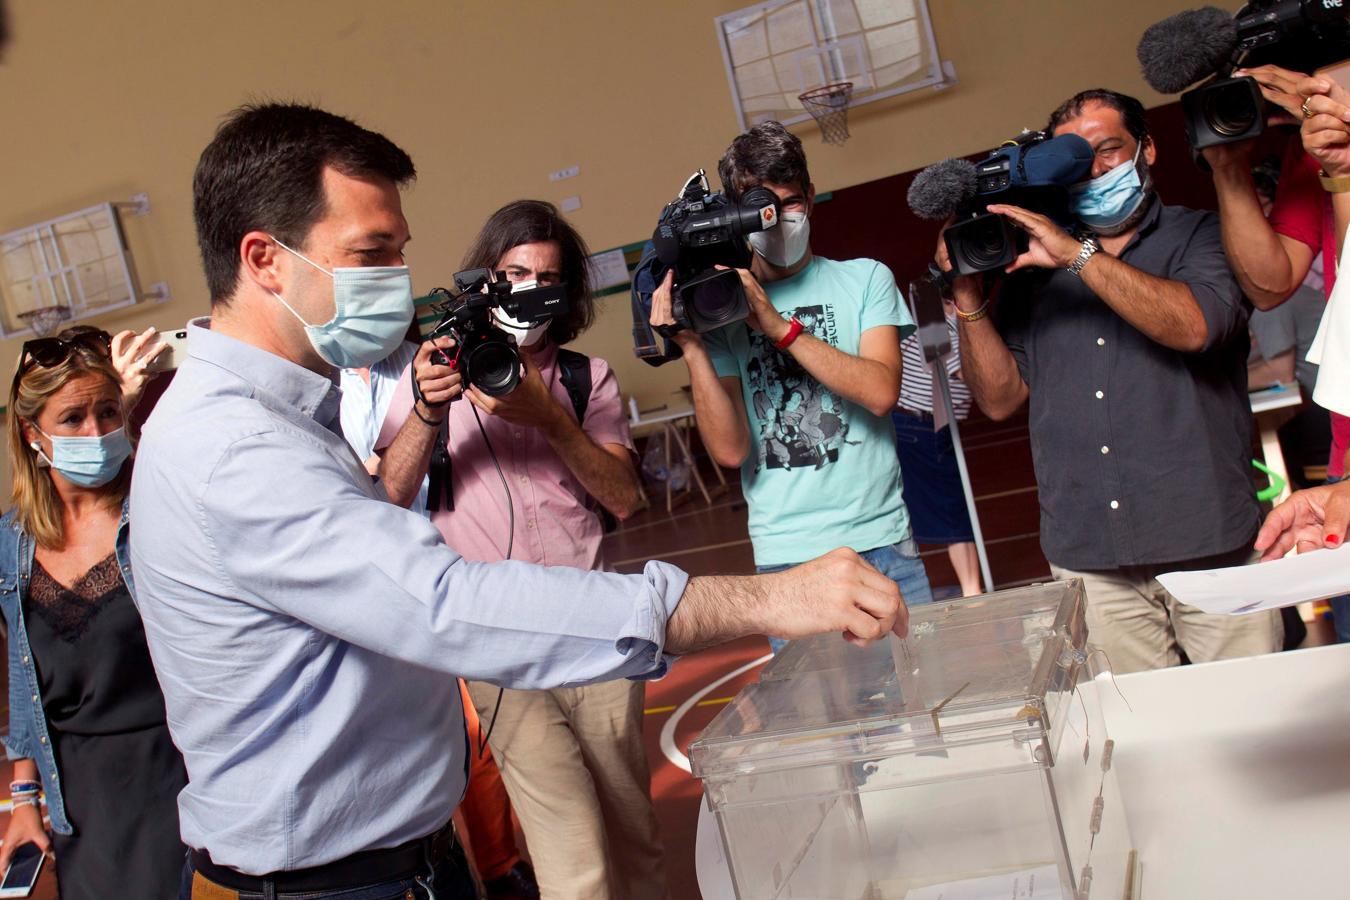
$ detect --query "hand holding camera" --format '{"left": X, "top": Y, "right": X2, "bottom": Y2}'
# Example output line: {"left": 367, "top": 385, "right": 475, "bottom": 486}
{"left": 412, "top": 336, "right": 462, "bottom": 418}
{"left": 466, "top": 351, "right": 564, "bottom": 433}
{"left": 985, "top": 204, "right": 1084, "bottom": 273}
{"left": 425, "top": 268, "right": 569, "bottom": 397}
{"left": 715, "top": 265, "right": 788, "bottom": 342}
{"left": 647, "top": 270, "right": 702, "bottom": 350}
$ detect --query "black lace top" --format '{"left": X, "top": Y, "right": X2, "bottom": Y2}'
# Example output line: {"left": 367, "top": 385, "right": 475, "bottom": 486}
{"left": 25, "top": 553, "right": 168, "bottom": 736}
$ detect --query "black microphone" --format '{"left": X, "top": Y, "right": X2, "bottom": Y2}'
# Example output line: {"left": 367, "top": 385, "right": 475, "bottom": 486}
{"left": 907, "top": 158, "right": 978, "bottom": 221}
{"left": 1137, "top": 6, "right": 1238, "bottom": 93}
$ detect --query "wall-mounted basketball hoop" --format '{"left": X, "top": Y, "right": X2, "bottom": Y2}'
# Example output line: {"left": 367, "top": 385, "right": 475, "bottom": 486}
{"left": 716, "top": 0, "right": 955, "bottom": 144}
{"left": 16, "top": 305, "right": 72, "bottom": 338}
{"left": 799, "top": 82, "right": 854, "bottom": 146}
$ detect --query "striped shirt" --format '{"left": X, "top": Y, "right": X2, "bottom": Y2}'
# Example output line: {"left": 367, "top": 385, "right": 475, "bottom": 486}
{"left": 897, "top": 314, "right": 971, "bottom": 419}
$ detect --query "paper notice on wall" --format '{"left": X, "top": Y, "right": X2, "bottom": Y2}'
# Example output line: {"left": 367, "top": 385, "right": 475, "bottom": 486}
{"left": 587, "top": 248, "right": 630, "bottom": 290}
{"left": 904, "top": 864, "right": 1065, "bottom": 899}
{"left": 1157, "top": 545, "right": 1350, "bottom": 615}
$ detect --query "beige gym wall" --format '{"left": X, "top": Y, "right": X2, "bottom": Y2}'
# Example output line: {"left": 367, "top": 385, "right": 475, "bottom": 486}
{"left": 0, "top": 0, "right": 1237, "bottom": 497}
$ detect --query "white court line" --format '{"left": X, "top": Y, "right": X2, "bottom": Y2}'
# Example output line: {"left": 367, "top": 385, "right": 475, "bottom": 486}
{"left": 660, "top": 653, "right": 772, "bottom": 774}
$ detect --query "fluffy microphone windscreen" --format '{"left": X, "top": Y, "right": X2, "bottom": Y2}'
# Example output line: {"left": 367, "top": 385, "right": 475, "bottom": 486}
{"left": 1137, "top": 6, "right": 1238, "bottom": 93}
{"left": 908, "top": 158, "right": 979, "bottom": 220}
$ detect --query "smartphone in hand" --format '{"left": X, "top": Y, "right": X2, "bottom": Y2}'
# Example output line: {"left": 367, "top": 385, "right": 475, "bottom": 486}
{"left": 145, "top": 328, "right": 190, "bottom": 373}
{"left": 0, "top": 843, "right": 45, "bottom": 898}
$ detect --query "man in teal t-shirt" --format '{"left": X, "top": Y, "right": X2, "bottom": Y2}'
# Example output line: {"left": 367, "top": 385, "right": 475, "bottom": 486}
{"left": 649, "top": 121, "right": 933, "bottom": 651}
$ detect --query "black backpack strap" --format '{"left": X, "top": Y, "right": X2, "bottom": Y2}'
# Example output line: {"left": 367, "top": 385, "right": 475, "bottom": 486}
{"left": 554, "top": 349, "right": 622, "bottom": 534}
{"left": 555, "top": 348, "right": 592, "bottom": 425}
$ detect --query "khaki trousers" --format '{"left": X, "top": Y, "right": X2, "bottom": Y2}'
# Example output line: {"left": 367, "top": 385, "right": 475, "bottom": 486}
{"left": 466, "top": 679, "right": 668, "bottom": 900}
{"left": 1051, "top": 547, "right": 1283, "bottom": 675}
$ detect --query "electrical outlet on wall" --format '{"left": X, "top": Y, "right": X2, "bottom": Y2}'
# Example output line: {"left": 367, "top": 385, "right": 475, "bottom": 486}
{"left": 561, "top": 196, "right": 582, "bottom": 212}
{"left": 549, "top": 165, "right": 580, "bottom": 182}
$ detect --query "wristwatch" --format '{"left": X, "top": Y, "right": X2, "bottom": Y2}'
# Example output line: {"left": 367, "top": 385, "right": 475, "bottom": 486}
{"left": 1067, "top": 237, "right": 1099, "bottom": 277}
{"left": 1319, "top": 170, "right": 1350, "bottom": 193}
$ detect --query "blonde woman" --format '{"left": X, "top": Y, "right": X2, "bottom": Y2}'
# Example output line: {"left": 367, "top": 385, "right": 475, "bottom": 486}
{"left": 0, "top": 325, "right": 185, "bottom": 898}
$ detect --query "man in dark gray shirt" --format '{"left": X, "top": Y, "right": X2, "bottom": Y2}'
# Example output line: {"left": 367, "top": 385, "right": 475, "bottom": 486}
{"left": 936, "top": 88, "right": 1281, "bottom": 674}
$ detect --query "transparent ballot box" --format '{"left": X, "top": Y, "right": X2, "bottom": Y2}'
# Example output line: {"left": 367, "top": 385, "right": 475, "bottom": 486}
{"left": 689, "top": 580, "right": 1139, "bottom": 900}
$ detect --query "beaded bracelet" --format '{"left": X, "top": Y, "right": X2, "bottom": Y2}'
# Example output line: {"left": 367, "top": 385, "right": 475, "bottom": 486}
{"left": 10, "top": 796, "right": 40, "bottom": 810}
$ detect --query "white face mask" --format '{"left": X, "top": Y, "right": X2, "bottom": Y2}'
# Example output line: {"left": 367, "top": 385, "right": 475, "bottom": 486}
{"left": 492, "top": 280, "right": 551, "bottom": 346}
{"left": 748, "top": 211, "right": 811, "bottom": 268}
{"left": 269, "top": 237, "right": 414, "bottom": 369}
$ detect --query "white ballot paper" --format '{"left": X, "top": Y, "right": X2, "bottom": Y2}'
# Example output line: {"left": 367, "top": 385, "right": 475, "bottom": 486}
{"left": 904, "top": 864, "right": 1064, "bottom": 900}
{"left": 1157, "top": 545, "right": 1350, "bottom": 615}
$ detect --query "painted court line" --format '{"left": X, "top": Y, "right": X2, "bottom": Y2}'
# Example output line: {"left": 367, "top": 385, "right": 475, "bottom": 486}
{"left": 659, "top": 654, "right": 772, "bottom": 774}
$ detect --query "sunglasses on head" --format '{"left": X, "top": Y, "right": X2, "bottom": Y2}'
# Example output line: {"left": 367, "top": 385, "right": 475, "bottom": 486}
{"left": 18, "top": 327, "right": 113, "bottom": 373}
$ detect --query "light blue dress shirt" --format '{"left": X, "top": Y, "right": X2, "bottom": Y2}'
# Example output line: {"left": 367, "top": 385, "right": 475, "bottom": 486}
{"left": 338, "top": 340, "right": 428, "bottom": 514}
{"left": 128, "top": 319, "right": 686, "bottom": 874}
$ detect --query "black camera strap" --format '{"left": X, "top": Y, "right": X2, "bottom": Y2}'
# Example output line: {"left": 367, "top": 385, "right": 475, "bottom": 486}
{"left": 427, "top": 433, "right": 453, "bottom": 512}
{"left": 409, "top": 364, "right": 454, "bottom": 512}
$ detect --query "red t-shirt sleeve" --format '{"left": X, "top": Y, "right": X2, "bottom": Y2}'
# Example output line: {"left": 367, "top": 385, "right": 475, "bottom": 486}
{"left": 1268, "top": 141, "right": 1323, "bottom": 255}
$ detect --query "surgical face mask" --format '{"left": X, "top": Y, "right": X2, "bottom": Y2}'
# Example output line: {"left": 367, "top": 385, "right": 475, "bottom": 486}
{"left": 748, "top": 211, "right": 811, "bottom": 268}
{"left": 31, "top": 426, "right": 132, "bottom": 488}
{"left": 492, "top": 280, "right": 550, "bottom": 347}
{"left": 269, "top": 237, "right": 414, "bottom": 369}
{"left": 1070, "top": 144, "right": 1147, "bottom": 230}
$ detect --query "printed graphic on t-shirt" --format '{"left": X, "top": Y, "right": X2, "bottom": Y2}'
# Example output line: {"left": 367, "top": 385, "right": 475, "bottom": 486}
{"left": 746, "top": 304, "right": 855, "bottom": 472}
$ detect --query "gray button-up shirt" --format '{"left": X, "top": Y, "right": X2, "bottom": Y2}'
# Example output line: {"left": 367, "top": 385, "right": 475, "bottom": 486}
{"left": 129, "top": 320, "right": 686, "bottom": 874}
{"left": 996, "top": 199, "right": 1259, "bottom": 570}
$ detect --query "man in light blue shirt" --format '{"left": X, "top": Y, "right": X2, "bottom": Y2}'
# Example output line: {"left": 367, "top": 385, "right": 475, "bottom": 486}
{"left": 648, "top": 122, "right": 934, "bottom": 653}
{"left": 130, "top": 104, "right": 907, "bottom": 899}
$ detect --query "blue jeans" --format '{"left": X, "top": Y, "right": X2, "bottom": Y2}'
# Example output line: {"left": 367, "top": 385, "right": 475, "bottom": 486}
{"left": 180, "top": 841, "right": 477, "bottom": 900}
{"left": 758, "top": 538, "right": 935, "bottom": 653}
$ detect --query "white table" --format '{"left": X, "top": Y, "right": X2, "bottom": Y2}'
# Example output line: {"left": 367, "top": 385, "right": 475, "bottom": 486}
{"left": 630, "top": 405, "right": 727, "bottom": 512}
{"left": 1250, "top": 382, "right": 1304, "bottom": 505}
{"left": 696, "top": 643, "right": 1350, "bottom": 899}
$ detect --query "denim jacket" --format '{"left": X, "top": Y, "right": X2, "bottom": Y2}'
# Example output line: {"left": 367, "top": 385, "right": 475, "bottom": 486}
{"left": 0, "top": 500, "right": 133, "bottom": 835}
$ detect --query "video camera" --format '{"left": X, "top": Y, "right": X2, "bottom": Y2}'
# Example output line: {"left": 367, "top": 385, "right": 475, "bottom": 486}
{"left": 1138, "top": 2, "right": 1350, "bottom": 156}
{"left": 909, "top": 131, "right": 1094, "bottom": 277}
{"left": 650, "top": 169, "right": 781, "bottom": 334}
{"left": 424, "top": 269, "right": 569, "bottom": 396}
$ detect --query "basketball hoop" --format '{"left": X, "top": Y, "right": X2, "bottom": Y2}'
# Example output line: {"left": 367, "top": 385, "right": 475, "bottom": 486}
{"left": 798, "top": 82, "right": 854, "bottom": 146}
{"left": 17, "top": 305, "right": 72, "bottom": 338}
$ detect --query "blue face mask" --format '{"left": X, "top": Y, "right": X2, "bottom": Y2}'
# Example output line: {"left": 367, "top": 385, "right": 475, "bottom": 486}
{"left": 32, "top": 426, "right": 132, "bottom": 488}
{"left": 269, "top": 238, "right": 415, "bottom": 369}
{"left": 1070, "top": 144, "right": 1146, "bottom": 229}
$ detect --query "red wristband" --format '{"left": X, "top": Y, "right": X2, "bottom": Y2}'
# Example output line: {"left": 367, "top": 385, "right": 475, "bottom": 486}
{"left": 774, "top": 317, "right": 804, "bottom": 350}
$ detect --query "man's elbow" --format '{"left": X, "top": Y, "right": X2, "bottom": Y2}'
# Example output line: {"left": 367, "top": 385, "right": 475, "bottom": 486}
{"left": 610, "top": 484, "right": 649, "bottom": 521}
{"left": 978, "top": 389, "right": 1025, "bottom": 422}
{"left": 1249, "top": 291, "right": 1292, "bottom": 313}
{"left": 711, "top": 440, "right": 749, "bottom": 469}
{"left": 1178, "top": 318, "right": 1214, "bottom": 354}
{"left": 980, "top": 400, "right": 1016, "bottom": 422}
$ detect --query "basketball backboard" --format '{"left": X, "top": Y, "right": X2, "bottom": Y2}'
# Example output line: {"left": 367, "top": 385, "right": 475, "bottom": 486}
{"left": 715, "top": 0, "right": 954, "bottom": 133}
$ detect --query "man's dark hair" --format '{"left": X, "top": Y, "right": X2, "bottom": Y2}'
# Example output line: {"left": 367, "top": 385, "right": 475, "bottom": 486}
{"left": 1046, "top": 89, "right": 1151, "bottom": 146}
{"left": 460, "top": 200, "right": 595, "bottom": 346}
{"left": 717, "top": 121, "right": 812, "bottom": 201}
{"left": 193, "top": 103, "right": 416, "bottom": 305}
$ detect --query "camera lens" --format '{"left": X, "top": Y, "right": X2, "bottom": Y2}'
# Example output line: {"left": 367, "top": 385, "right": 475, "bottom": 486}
{"left": 691, "top": 272, "right": 745, "bottom": 329}
{"left": 1203, "top": 81, "right": 1258, "bottom": 138}
{"left": 957, "top": 215, "right": 1012, "bottom": 271}
{"left": 466, "top": 340, "right": 521, "bottom": 397}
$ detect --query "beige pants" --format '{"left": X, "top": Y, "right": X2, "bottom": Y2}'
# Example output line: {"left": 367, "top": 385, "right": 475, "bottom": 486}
{"left": 1051, "top": 548, "right": 1283, "bottom": 675}
{"left": 466, "top": 679, "right": 668, "bottom": 900}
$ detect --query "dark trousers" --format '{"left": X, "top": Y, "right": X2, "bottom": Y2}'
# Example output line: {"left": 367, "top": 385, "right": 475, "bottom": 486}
{"left": 180, "top": 842, "right": 477, "bottom": 900}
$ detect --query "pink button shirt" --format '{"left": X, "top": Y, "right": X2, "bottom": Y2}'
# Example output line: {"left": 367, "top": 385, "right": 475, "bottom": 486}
{"left": 378, "top": 343, "right": 634, "bottom": 571}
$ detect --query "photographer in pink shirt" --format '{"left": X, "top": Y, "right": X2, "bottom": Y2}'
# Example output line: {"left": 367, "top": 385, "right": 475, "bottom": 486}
{"left": 375, "top": 201, "right": 665, "bottom": 900}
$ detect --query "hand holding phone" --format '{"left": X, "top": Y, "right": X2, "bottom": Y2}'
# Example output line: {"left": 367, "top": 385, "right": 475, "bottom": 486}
{"left": 0, "top": 843, "right": 45, "bottom": 898}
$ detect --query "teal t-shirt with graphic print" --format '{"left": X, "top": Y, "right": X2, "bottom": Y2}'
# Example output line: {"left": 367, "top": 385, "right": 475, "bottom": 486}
{"left": 703, "top": 256, "right": 916, "bottom": 566}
